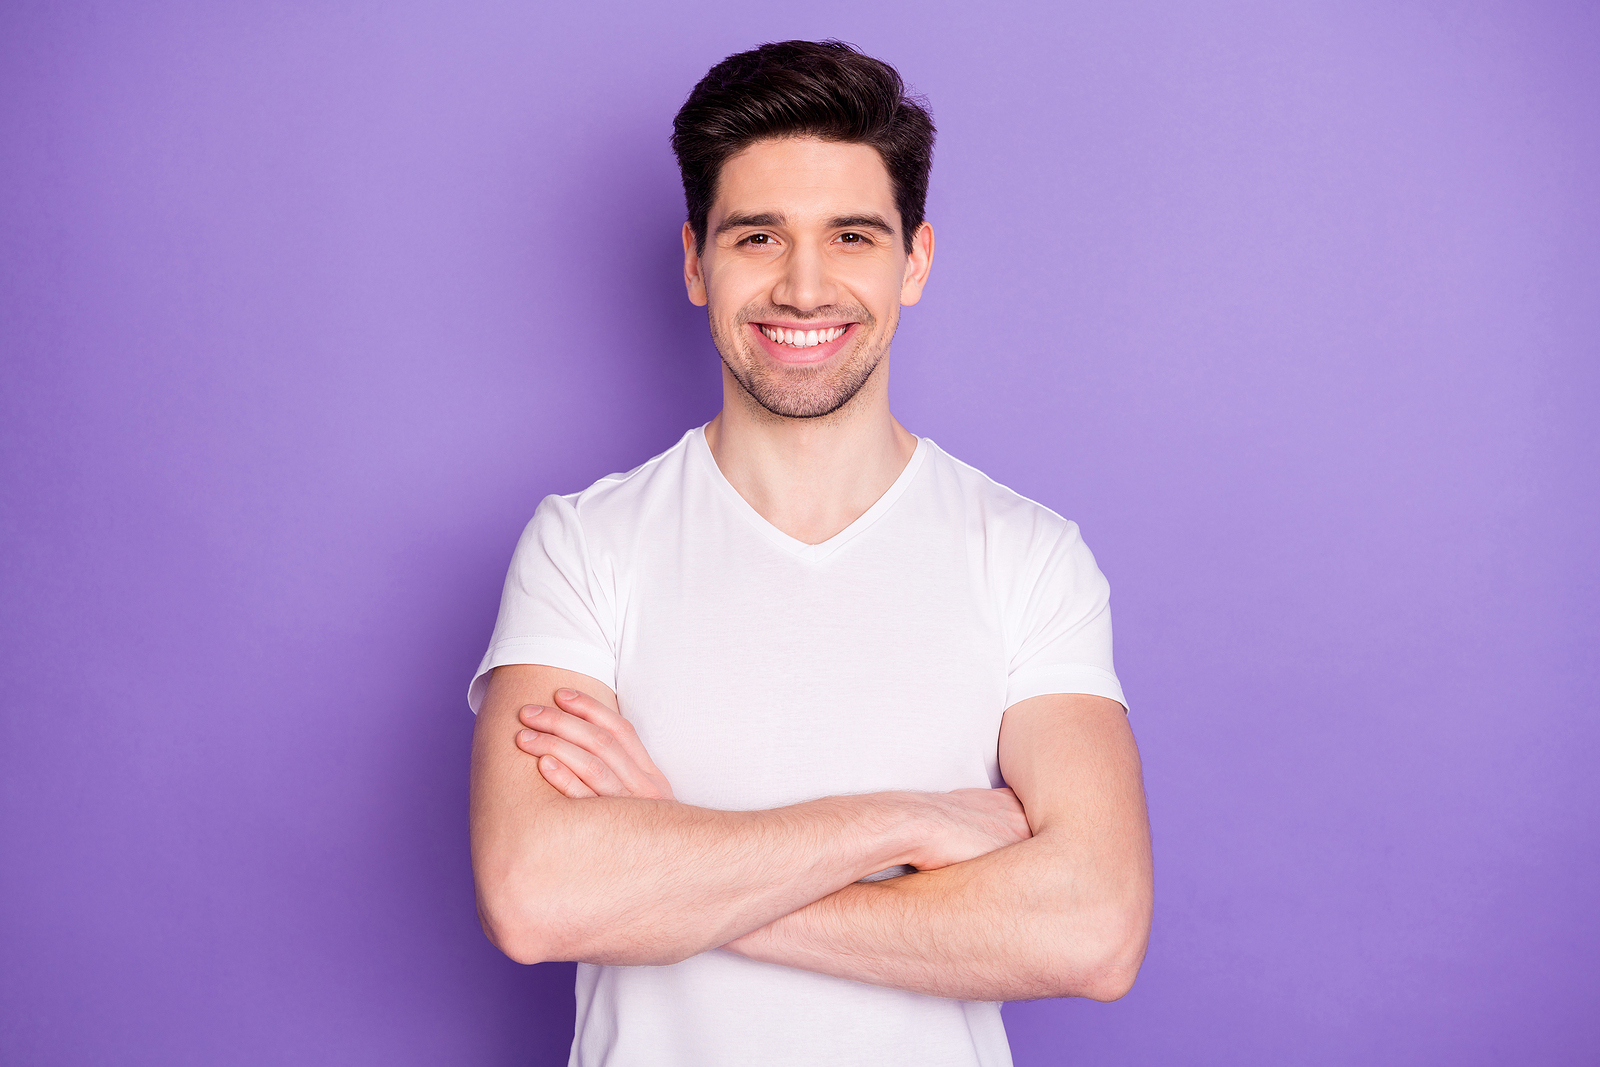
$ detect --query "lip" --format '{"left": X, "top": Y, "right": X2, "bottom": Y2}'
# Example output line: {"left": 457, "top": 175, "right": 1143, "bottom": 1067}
{"left": 748, "top": 321, "right": 858, "bottom": 365}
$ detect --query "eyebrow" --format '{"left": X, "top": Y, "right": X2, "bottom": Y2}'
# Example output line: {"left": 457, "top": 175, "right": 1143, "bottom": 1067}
{"left": 827, "top": 214, "right": 896, "bottom": 236}
{"left": 715, "top": 212, "right": 784, "bottom": 236}
{"left": 713, "top": 212, "right": 898, "bottom": 237}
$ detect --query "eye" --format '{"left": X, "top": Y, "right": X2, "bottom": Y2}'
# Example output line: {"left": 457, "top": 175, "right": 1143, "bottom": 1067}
{"left": 839, "top": 232, "right": 864, "bottom": 243}
{"left": 740, "top": 233, "right": 774, "bottom": 246}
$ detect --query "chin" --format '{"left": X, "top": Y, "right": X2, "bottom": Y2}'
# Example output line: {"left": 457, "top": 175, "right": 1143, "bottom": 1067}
{"left": 733, "top": 346, "right": 884, "bottom": 420}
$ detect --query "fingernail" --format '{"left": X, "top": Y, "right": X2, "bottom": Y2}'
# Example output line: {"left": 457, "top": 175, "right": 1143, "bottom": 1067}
{"left": 517, "top": 729, "right": 536, "bottom": 745}
{"left": 556, "top": 688, "right": 577, "bottom": 700}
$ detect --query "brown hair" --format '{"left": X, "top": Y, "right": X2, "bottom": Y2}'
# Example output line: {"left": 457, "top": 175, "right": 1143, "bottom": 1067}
{"left": 671, "top": 40, "right": 936, "bottom": 255}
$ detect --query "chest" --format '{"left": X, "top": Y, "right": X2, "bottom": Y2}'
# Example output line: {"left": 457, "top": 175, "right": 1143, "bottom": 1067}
{"left": 609, "top": 528, "right": 1009, "bottom": 810}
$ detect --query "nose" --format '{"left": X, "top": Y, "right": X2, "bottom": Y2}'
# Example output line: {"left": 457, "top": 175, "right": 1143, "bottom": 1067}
{"left": 769, "top": 238, "right": 837, "bottom": 313}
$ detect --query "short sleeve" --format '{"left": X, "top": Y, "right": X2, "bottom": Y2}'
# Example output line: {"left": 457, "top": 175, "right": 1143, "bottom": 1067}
{"left": 465, "top": 494, "right": 618, "bottom": 713}
{"left": 1004, "top": 520, "right": 1127, "bottom": 712}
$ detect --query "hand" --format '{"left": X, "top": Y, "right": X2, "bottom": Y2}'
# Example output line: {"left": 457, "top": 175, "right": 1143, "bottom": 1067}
{"left": 516, "top": 688, "right": 675, "bottom": 800}
{"left": 906, "top": 787, "right": 1033, "bottom": 870}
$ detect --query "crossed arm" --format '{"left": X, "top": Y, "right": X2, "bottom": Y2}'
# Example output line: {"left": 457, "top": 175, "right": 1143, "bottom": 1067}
{"left": 469, "top": 663, "right": 1152, "bottom": 1001}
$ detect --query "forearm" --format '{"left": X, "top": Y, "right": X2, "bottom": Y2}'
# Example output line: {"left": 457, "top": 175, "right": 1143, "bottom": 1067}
{"left": 474, "top": 777, "right": 923, "bottom": 967}
{"left": 726, "top": 692, "right": 1154, "bottom": 1003}
{"left": 472, "top": 665, "right": 938, "bottom": 967}
{"left": 724, "top": 828, "right": 1150, "bottom": 1002}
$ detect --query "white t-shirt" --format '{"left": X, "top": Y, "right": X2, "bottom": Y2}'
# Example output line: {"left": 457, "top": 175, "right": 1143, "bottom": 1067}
{"left": 470, "top": 425, "right": 1126, "bottom": 1067}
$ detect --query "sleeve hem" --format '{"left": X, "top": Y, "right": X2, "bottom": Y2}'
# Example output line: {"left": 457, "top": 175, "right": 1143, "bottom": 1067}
{"left": 1005, "top": 664, "right": 1128, "bottom": 713}
{"left": 466, "top": 636, "right": 618, "bottom": 714}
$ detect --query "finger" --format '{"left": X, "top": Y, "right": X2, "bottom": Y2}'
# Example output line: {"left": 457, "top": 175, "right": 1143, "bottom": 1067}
{"left": 523, "top": 702, "right": 668, "bottom": 799}
{"left": 550, "top": 690, "right": 662, "bottom": 772}
{"left": 986, "top": 788, "right": 1033, "bottom": 838}
{"left": 517, "top": 728, "right": 630, "bottom": 797}
{"left": 520, "top": 704, "right": 659, "bottom": 795}
{"left": 552, "top": 690, "right": 671, "bottom": 779}
{"left": 536, "top": 754, "right": 597, "bottom": 799}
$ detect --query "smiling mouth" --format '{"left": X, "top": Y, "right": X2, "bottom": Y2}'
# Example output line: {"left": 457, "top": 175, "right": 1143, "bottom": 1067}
{"left": 757, "top": 324, "right": 851, "bottom": 349}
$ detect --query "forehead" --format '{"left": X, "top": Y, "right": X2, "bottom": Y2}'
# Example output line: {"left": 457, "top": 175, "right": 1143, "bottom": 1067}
{"left": 712, "top": 137, "right": 895, "bottom": 220}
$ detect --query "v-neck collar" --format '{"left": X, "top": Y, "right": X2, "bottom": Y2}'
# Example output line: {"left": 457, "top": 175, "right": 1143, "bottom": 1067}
{"left": 691, "top": 424, "right": 929, "bottom": 563}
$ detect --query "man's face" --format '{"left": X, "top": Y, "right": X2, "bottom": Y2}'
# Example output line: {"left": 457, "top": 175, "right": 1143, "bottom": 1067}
{"left": 684, "top": 137, "right": 933, "bottom": 420}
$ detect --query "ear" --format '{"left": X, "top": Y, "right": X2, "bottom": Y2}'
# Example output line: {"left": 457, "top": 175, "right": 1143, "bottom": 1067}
{"left": 683, "top": 222, "right": 708, "bottom": 307}
{"left": 899, "top": 221, "right": 935, "bottom": 307}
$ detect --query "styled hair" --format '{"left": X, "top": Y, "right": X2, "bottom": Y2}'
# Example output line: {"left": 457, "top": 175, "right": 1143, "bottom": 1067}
{"left": 671, "top": 40, "right": 935, "bottom": 255}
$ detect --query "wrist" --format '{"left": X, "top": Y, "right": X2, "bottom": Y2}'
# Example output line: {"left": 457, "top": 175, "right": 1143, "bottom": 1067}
{"left": 872, "top": 791, "right": 934, "bottom": 872}
{"left": 722, "top": 920, "right": 772, "bottom": 960}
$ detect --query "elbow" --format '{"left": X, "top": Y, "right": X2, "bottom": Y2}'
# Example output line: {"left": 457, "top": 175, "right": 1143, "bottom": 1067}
{"left": 489, "top": 928, "right": 550, "bottom": 968}
{"left": 473, "top": 869, "right": 700, "bottom": 968}
{"left": 1049, "top": 899, "right": 1152, "bottom": 1002}
{"left": 485, "top": 920, "right": 553, "bottom": 967}
{"left": 476, "top": 882, "right": 560, "bottom": 965}
{"left": 481, "top": 910, "right": 695, "bottom": 967}
{"left": 1088, "top": 915, "right": 1151, "bottom": 1002}
{"left": 1076, "top": 952, "right": 1143, "bottom": 1003}
{"left": 473, "top": 848, "right": 583, "bottom": 965}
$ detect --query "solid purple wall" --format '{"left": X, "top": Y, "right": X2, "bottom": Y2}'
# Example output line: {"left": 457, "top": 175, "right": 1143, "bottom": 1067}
{"left": 2, "top": 2, "right": 1596, "bottom": 1063}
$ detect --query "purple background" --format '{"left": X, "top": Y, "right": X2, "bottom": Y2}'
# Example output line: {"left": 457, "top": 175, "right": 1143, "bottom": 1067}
{"left": 3, "top": 2, "right": 1596, "bottom": 1063}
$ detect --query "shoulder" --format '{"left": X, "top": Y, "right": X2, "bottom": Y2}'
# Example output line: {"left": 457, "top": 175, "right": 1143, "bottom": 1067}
{"left": 528, "top": 428, "right": 698, "bottom": 538}
{"left": 918, "top": 439, "right": 1083, "bottom": 553}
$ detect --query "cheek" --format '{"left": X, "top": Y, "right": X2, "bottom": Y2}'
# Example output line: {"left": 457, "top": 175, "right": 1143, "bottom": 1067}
{"left": 855, "top": 282, "right": 902, "bottom": 325}
{"left": 837, "top": 257, "right": 904, "bottom": 305}
{"left": 705, "top": 270, "right": 763, "bottom": 317}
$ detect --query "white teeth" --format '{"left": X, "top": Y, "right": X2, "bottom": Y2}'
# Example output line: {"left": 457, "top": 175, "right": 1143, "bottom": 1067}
{"left": 761, "top": 325, "right": 848, "bottom": 347}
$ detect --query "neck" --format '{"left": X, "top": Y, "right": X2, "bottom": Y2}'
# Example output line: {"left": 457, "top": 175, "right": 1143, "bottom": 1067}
{"left": 704, "top": 354, "right": 918, "bottom": 545}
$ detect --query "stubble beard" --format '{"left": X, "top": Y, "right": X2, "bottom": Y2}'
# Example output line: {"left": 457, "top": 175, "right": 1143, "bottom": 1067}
{"left": 708, "top": 303, "right": 895, "bottom": 420}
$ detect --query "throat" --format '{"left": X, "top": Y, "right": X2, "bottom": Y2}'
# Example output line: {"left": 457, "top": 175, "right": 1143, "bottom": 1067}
{"left": 704, "top": 413, "right": 919, "bottom": 545}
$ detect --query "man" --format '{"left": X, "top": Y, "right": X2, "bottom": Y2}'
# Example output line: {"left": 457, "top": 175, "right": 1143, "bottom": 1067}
{"left": 468, "top": 40, "right": 1152, "bottom": 1067}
